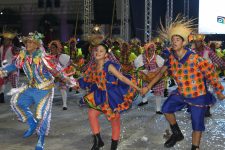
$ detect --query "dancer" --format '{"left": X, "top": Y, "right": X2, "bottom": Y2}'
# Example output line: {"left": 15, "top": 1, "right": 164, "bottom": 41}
{"left": 0, "top": 31, "right": 18, "bottom": 103}
{"left": 142, "top": 17, "right": 225, "bottom": 150}
{"left": 135, "top": 42, "right": 165, "bottom": 114}
{"left": 49, "top": 40, "right": 75, "bottom": 110}
{"left": 78, "top": 41, "right": 140, "bottom": 150}
{"left": 0, "top": 32, "right": 74, "bottom": 150}
{"left": 120, "top": 42, "right": 134, "bottom": 74}
{"left": 191, "top": 34, "right": 225, "bottom": 117}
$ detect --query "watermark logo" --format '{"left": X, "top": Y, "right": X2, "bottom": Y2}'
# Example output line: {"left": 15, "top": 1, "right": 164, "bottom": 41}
{"left": 217, "top": 16, "right": 225, "bottom": 24}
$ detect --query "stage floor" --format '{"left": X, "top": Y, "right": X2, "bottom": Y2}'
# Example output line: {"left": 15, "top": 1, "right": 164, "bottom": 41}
{"left": 0, "top": 76, "right": 225, "bottom": 150}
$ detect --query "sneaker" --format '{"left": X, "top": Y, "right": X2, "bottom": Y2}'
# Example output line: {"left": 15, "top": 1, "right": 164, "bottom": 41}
{"left": 156, "top": 111, "right": 163, "bottom": 115}
{"left": 79, "top": 97, "right": 86, "bottom": 106}
{"left": 205, "top": 108, "right": 212, "bottom": 117}
{"left": 164, "top": 89, "right": 168, "bottom": 97}
{"left": 138, "top": 101, "right": 148, "bottom": 106}
{"left": 63, "top": 107, "right": 68, "bottom": 110}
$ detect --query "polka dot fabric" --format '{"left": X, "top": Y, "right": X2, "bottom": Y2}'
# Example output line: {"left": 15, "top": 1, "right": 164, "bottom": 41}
{"left": 169, "top": 53, "right": 223, "bottom": 98}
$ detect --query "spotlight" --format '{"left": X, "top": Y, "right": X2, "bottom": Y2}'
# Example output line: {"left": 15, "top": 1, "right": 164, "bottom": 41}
{"left": 93, "top": 26, "right": 100, "bottom": 32}
{"left": 0, "top": 12, "right": 3, "bottom": 15}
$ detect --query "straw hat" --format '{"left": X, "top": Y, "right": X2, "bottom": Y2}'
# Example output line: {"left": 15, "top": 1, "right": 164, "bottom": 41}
{"left": 158, "top": 15, "right": 195, "bottom": 45}
{"left": 22, "top": 31, "right": 44, "bottom": 47}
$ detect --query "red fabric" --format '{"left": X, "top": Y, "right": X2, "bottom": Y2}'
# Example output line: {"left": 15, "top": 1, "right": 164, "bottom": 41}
{"left": 4, "top": 73, "right": 18, "bottom": 88}
{"left": 0, "top": 78, "right": 4, "bottom": 86}
{"left": 1, "top": 45, "right": 13, "bottom": 61}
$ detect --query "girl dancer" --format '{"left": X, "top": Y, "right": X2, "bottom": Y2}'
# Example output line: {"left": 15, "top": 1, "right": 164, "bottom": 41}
{"left": 78, "top": 41, "right": 140, "bottom": 150}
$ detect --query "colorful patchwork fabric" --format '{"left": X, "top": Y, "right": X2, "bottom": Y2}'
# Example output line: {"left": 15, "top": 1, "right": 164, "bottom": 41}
{"left": 167, "top": 50, "right": 224, "bottom": 98}
{"left": 79, "top": 61, "right": 138, "bottom": 120}
{"left": 4, "top": 49, "right": 69, "bottom": 90}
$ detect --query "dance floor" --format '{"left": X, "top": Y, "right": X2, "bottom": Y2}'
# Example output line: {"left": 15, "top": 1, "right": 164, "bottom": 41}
{"left": 0, "top": 75, "right": 225, "bottom": 150}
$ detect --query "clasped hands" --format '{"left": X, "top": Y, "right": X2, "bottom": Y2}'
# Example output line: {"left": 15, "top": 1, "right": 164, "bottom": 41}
{"left": 136, "top": 86, "right": 151, "bottom": 96}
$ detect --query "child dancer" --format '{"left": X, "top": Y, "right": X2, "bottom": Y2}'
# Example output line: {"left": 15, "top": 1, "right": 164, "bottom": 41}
{"left": 78, "top": 41, "right": 140, "bottom": 150}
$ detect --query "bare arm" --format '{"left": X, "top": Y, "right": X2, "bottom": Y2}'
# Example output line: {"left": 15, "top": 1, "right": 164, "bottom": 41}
{"left": 142, "top": 65, "right": 168, "bottom": 95}
{"left": 108, "top": 64, "right": 141, "bottom": 91}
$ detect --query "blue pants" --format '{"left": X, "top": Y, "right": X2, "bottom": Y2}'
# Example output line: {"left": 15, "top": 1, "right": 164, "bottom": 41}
{"left": 162, "top": 93, "right": 206, "bottom": 131}
{"left": 11, "top": 87, "right": 54, "bottom": 135}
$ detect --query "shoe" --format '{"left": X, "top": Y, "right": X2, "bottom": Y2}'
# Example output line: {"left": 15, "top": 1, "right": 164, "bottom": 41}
{"left": 23, "top": 117, "right": 37, "bottom": 138}
{"left": 91, "top": 133, "right": 104, "bottom": 150}
{"left": 111, "top": 139, "right": 118, "bottom": 150}
{"left": 164, "top": 89, "right": 168, "bottom": 97}
{"left": 156, "top": 111, "right": 163, "bottom": 115}
{"left": 205, "top": 107, "right": 212, "bottom": 117}
{"left": 79, "top": 97, "right": 86, "bottom": 107}
{"left": 164, "top": 123, "right": 184, "bottom": 148}
{"left": 138, "top": 101, "right": 148, "bottom": 106}
{"left": 75, "top": 90, "right": 80, "bottom": 94}
{"left": 191, "top": 145, "right": 200, "bottom": 150}
{"left": 63, "top": 107, "right": 67, "bottom": 110}
{"left": 35, "top": 135, "right": 45, "bottom": 150}
{"left": 219, "top": 72, "right": 224, "bottom": 78}
{"left": 0, "top": 93, "right": 5, "bottom": 103}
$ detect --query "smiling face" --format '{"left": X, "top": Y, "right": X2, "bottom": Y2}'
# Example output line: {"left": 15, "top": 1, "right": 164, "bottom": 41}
{"left": 94, "top": 45, "right": 108, "bottom": 61}
{"left": 171, "top": 35, "right": 185, "bottom": 51}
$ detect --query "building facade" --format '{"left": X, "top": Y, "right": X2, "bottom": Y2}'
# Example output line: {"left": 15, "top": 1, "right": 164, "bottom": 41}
{"left": 0, "top": 0, "right": 83, "bottom": 42}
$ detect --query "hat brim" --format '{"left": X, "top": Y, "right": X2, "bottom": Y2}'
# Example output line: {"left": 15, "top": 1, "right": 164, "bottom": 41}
{"left": 22, "top": 37, "right": 41, "bottom": 47}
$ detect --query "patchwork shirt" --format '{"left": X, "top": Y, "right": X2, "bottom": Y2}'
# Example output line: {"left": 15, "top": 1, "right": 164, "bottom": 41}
{"left": 165, "top": 50, "right": 224, "bottom": 98}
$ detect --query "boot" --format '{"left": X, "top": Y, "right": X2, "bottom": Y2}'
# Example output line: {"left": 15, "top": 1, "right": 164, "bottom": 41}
{"left": 91, "top": 133, "right": 104, "bottom": 150}
{"left": 191, "top": 145, "right": 200, "bottom": 150}
{"left": 205, "top": 107, "right": 212, "bottom": 117}
{"left": 0, "top": 93, "right": 5, "bottom": 103}
{"left": 35, "top": 135, "right": 45, "bottom": 150}
{"left": 111, "top": 139, "right": 118, "bottom": 150}
{"left": 164, "top": 123, "right": 184, "bottom": 148}
{"left": 23, "top": 116, "right": 37, "bottom": 138}
{"left": 79, "top": 97, "right": 86, "bottom": 107}
{"left": 164, "top": 89, "right": 168, "bottom": 97}
{"left": 169, "top": 79, "right": 176, "bottom": 87}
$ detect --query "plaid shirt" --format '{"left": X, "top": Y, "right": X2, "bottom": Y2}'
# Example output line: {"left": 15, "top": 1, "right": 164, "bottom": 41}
{"left": 143, "top": 54, "right": 165, "bottom": 96}
{"left": 209, "top": 51, "right": 225, "bottom": 69}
